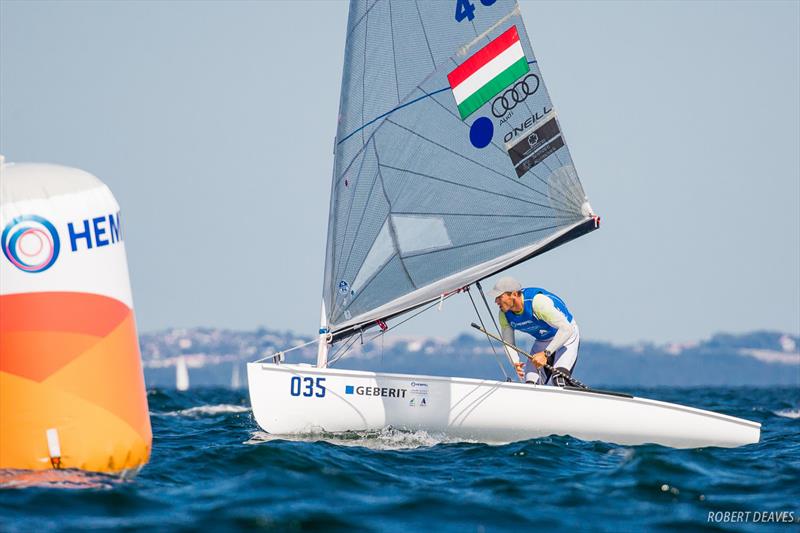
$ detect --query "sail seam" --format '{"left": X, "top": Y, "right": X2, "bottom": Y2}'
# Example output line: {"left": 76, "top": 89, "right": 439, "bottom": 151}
{"left": 400, "top": 221, "right": 576, "bottom": 260}
{"left": 419, "top": 83, "right": 578, "bottom": 213}
{"left": 345, "top": 0, "right": 382, "bottom": 40}
{"left": 413, "top": 0, "right": 436, "bottom": 69}
{"left": 373, "top": 142, "right": 417, "bottom": 290}
{"left": 335, "top": 250, "right": 398, "bottom": 320}
{"left": 337, "top": 88, "right": 450, "bottom": 146}
{"left": 391, "top": 210, "right": 565, "bottom": 219}
{"left": 361, "top": 4, "right": 369, "bottom": 146}
{"left": 378, "top": 119, "right": 578, "bottom": 217}
{"left": 379, "top": 162, "right": 571, "bottom": 214}
{"left": 383, "top": 117, "right": 579, "bottom": 214}
{"left": 388, "top": 0, "right": 401, "bottom": 104}
{"left": 334, "top": 148, "right": 373, "bottom": 286}
{"left": 335, "top": 172, "right": 381, "bottom": 289}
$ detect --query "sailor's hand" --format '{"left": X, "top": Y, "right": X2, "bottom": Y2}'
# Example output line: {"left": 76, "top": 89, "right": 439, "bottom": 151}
{"left": 532, "top": 352, "right": 548, "bottom": 368}
{"left": 513, "top": 362, "right": 525, "bottom": 379}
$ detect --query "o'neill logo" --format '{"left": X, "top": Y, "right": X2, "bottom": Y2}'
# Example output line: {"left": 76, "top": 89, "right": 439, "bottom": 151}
{"left": 1, "top": 215, "right": 61, "bottom": 273}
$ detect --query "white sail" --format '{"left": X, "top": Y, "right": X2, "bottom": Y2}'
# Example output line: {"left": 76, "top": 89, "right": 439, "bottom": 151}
{"left": 176, "top": 356, "right": 189, "bottom": 391}
{"left": 231, "top": 363, "right": 241, "bottom": 390}
{"left": 322, "top": 0, "right": 597, "bottom": 338}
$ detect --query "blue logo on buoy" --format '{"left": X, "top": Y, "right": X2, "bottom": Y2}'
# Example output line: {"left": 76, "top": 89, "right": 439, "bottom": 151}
{"left": 1, "top": 215, "right": 60, "bottom": 273}
{"left": 469, "top": 116, "right": 494, "bottom": 148}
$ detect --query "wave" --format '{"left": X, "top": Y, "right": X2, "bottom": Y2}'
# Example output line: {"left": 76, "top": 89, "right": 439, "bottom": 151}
{"left": 0, "top": 469, "right": 125, "bottom": 490}
{"left": 244, "top": 427, "right": 480, "bottom": 450}
{"left": 154, "top": 404, "right": 251, "bottom": 418}
{"left": 773, "top": 408, "right": 800, "bottom": 419}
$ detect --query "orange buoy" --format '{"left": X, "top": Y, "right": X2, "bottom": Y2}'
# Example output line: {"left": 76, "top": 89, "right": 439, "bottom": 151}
{"left": 0, "top": 158, "right": 151, "bottom": 473}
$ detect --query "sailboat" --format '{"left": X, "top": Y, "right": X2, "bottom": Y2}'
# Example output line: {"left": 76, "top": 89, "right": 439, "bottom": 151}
{"left": 248, "top": 0, "right": 759, "bottom": 448}
{"left": 176, "top": 356, "right": 189, "bottom": 392}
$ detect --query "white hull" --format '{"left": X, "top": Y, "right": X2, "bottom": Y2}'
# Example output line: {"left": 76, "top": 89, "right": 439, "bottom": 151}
{"left": 247, "top": 363, "right": 760, "bottom": 449}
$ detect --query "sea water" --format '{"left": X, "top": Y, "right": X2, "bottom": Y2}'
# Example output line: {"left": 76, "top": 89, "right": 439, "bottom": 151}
{"left": 1, "top": 387, "right": 798, "bottom": 532}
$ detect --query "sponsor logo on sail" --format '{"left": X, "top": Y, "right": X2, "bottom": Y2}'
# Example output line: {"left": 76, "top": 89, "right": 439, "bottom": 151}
{"left": 1, "top": 215, "right": 60, "bottom": 273}
{"left": 448, "top": 25, "right": 529, "bottom": 120}
{"left": 491, "top": 74, "right": 540, "bottom": 118}
{"left": 469, "top": 116, "right": 494, "bottom": 148}
{"left": 503, "top": 105, "right": 553, "bottom": 143}
{"left": 506, "top": 114, "right": 564, "bottom": 178}
{"left": 338, "top": 280, "right": 350, "bottom": 295}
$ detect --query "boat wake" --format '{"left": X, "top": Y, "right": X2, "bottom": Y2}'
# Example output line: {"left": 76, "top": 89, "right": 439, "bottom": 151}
{"left": 773, "top": 408, "right": 800, "bottom": 419}
{"left": 153, "top": 404, "right": 251, "bottom": 418}
{"left": 244, "top": 427, "right": 481, "bottom": 450}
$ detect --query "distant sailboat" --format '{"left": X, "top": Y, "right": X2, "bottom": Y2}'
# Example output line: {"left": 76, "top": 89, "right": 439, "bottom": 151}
{"left": 231, "top": 363, "right": 241, "bottom": 390}
{"left": 176, "top": 356, "right": 189, "bottom": 391}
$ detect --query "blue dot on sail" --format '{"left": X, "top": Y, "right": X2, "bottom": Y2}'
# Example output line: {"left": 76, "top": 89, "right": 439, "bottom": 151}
{"left": 469, "top": 117, "right": 493, "bottom": 148}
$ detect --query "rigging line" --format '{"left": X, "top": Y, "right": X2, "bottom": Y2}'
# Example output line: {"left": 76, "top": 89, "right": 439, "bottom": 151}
{"left": 414, "top": 0, "right": 436, "bottom": 69}
{"left": 364, "top": 291, "right": 459, "bottom": 345}
{"left": 476, "top": 280, "right": 505, "bottom": 344}
{"left": 252, "top": 338, "right": 318, "bottom": 363}
{"left": 332, "top": 291, "right": 459, "bottom": 366}
{"left": 400, "top": 220, "right": 579, "bottom": 259}
{"left": 391, "top": 210, "right": 566, "bottom": 219}
{"left": 373, "top": 141, "right": 417, "bottom": 289}
{"left": 345, "top": 0, "right": 383, "bottom": 40}
{"left": 412, "top": 89, "right": 577, "bottom": 213}
{"left": 388, "top": 0, "right": 401, "bottom": 105}
{"left": 333, "top": 155, "right": 379, "bottom": 285}
{"left": 328, "top": 332, "right": 361, "bottom": 367}
{"left": 378, "top": 162, "right": 577, "bottom": 216}
{"left": 467, "top": 287, "right": 511, "bottom": 381}
{"left": 383, "top": 118, "right": 579, "bottom": 216}
{"left": 337, "top": 87, "right": 450, "bottom": 146}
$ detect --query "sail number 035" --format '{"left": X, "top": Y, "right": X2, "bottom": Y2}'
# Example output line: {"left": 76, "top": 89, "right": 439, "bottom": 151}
{"left": 455, "top": 0, "right": 496, "bottom": 23}
{"left": 290, "top": 376, "right": 326, "bottom": 397}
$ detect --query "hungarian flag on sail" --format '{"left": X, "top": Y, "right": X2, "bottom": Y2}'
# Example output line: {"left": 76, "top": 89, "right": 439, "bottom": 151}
{"left": 448, "top": 25, "right": 529, "bottom": 120}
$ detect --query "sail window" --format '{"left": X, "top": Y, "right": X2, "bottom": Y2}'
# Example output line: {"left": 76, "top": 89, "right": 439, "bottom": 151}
{"left": 391, "top": 215, "right": 452, "bottom": 255}
{"left": 351, "top": 219, "right": 395, "bottom": 292}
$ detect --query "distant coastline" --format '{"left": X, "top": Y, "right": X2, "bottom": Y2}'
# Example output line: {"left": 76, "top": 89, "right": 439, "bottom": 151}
{"left": 140, "top": 328, "right": 799, "bottom": 388}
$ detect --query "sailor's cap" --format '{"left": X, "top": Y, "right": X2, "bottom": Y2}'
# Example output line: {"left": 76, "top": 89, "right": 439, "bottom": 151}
{"left": 487, "top": 276, "right": 522, "bottom": 300}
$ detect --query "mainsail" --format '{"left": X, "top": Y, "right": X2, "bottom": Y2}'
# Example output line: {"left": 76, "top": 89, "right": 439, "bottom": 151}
{"left": 323, "top": 0, "right": 597, "bottom": 339}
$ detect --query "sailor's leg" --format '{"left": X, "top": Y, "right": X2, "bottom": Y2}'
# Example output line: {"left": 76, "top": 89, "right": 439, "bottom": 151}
{"left": 528, "top": 340, "right": 549, "bottom": 384}
{"left": 547, "top": 323, "right": 580, "bottom": 387}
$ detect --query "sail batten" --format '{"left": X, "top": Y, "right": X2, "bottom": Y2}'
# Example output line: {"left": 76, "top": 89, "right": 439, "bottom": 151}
{"left": 323, "top": 0, "right": 596, "bottom": 336}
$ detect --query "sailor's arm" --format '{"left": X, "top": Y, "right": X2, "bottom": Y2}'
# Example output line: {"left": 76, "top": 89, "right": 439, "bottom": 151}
{"left": 532, "top": 293, "right": 574, "bottom": 355}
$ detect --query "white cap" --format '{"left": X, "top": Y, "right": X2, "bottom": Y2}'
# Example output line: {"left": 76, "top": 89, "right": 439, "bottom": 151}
{"left": 487, "top": 276, "right": 522, "bottom": 300}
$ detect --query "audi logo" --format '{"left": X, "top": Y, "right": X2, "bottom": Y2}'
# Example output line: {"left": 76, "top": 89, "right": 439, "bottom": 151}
{"left": 491, "top": 74, "right": 540, "bottom": 118}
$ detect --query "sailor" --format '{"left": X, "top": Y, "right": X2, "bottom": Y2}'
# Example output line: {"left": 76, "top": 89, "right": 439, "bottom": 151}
{"left": 489, "top": 276, "right": 580, "bottom": 386}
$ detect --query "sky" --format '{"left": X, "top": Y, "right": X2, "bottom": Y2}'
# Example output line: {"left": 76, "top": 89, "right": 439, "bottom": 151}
{"left": 1, "top": 0, "right": 798, "bottom": 345}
